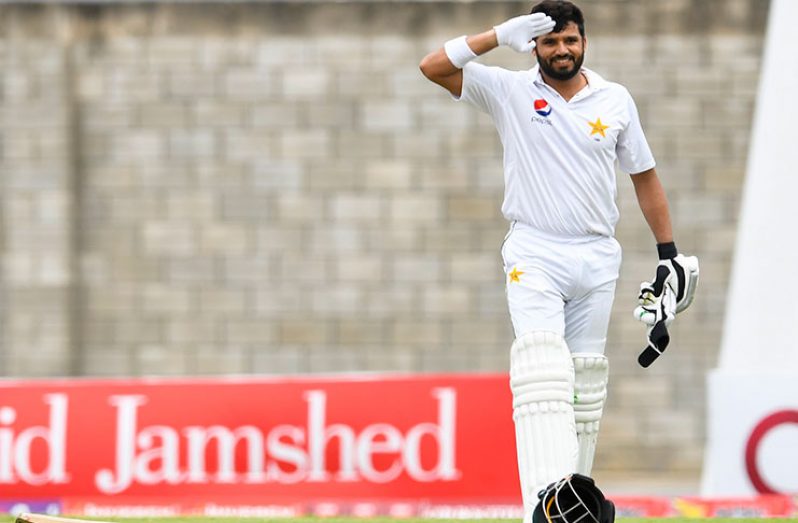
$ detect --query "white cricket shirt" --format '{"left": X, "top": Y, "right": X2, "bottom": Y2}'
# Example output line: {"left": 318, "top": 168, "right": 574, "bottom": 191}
{"left": 457, "top": 63, "right": 655, "bottom": 238}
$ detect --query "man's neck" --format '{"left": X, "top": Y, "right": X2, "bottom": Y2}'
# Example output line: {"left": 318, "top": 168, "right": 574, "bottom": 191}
{"left": 540, "top": 70, "right": 588, "bottom": 102}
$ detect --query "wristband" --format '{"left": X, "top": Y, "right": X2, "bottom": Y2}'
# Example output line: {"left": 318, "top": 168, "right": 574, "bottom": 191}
{"left": 657, "top": 242, "right": 678, "bottom": 260}
{"left": 444, "top": 35, "right": 477, "bottom": 69}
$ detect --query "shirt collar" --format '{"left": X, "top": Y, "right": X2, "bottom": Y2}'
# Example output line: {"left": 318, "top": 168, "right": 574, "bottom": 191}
{"left": 530, "top": 64, "right": 609, "bottom": 92}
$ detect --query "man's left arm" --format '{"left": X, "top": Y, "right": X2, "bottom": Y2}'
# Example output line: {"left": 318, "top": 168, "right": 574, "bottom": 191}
{"left": 631, "top": 167, "right": 700, "bottom": 317}
{"left": 618, "top": 87, "right": 699, "bottom": 318}
{"left": 630, "top": 167, "right": 672, "bottom": 244}
{"left": 630, "top": 167, "right": 700, "bottom": 367}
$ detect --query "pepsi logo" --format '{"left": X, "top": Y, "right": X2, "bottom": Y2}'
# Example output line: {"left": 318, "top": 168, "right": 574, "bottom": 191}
{"left": 534, "top": 99, "right": 552, "bottom": 117}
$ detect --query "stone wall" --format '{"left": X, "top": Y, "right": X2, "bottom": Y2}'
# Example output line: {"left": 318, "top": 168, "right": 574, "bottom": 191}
{"left": 0, "top": 0, "right": 769, "bottom": 477}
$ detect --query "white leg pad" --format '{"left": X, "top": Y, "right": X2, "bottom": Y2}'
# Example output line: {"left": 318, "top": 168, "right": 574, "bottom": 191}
{"left": 510, "top": 331, "right": 577, "bottom": 520}
{"left": 573, "top": 353, "right": 609, "bottom": 476}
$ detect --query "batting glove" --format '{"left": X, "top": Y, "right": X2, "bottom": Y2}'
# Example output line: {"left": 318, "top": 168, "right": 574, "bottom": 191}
{"left": 634, "top": 263, "right": 678, "bottom": 327}
{"left": 634, "top": 265, "right": 676, "bottom": 367}
{"left": 652, "top": 242, "right": 700, "bottom": 314}
{"left": 639, "top": 309, "right": 673, "bottom": 368}
{"left": 494, "top": 13, "right": 556, "bottom": 54}
{"left": 634, "top": 242, "right": 698, "bottom": 367}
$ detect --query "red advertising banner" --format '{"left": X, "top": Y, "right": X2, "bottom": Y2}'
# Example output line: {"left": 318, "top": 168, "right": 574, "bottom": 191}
{"left": 3, "top": 374, "right": 795, "bottom": 518}
{"left": 0, "top": 373, "right": 522, "bottom": 514}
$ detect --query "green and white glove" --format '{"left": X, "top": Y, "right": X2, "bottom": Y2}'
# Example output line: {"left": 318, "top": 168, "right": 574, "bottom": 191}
{"left": 635, "top": 243, "right": 700, "bottom": 324}
{"left": 634, "top": 242, "right": 699, "bottom": 367}
{"left": 634, "top": 264, "right": 676, "bottom": 367}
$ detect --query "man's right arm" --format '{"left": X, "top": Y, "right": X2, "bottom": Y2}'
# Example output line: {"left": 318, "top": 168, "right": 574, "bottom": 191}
{"left": 418, "top": 30, "right": 499, "bottom": 98}
{"left": 419, "top": 13, "right": 555, "bottom": 98}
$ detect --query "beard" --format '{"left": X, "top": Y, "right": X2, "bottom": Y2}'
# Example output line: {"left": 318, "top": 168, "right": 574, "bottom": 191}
{"left": 537, "top": 50, "right": 585, "bottom": 81}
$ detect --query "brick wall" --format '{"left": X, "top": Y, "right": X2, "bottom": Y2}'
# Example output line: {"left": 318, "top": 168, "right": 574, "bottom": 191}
{"left": 0, "top": 0, "right": 769, "bottom": 476}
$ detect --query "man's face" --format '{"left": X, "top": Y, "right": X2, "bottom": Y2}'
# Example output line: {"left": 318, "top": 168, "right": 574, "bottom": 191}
{"left": 534, "top": 21, "right": 586, "bottom": 81}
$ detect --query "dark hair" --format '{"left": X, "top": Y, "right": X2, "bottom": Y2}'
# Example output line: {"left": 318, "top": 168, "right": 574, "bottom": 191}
{"left": 530, "top": 1, "right": 585, "bottom": 37}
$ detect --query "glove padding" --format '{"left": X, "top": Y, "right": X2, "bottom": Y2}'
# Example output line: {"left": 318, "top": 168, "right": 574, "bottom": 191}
{"left": 655, "top": 253, "right": 700, "bottom": 313}
{"left": 494, "top": 13, "right": 556, "bottom": 54}
{"left": 634, "top": 264, "right": 677, "bottom": 327}
{"left": 634, "top": 265, "right": 676, "bottom": 368}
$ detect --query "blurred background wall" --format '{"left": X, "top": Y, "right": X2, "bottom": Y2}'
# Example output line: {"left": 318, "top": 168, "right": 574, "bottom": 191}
{"left": 0, "top": 0, "right": 768, "bottom": 480}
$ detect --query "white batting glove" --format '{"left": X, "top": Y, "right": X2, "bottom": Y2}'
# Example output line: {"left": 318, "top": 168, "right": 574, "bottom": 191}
{"left": 638, "top": 299, "right": 674, "bottom": 367}
{"left": 662, "top": 253, "right": 700, "bottom": 313}
{"left": 634, "top": 265, "right": 677, "bottom": 327}
{"left": 635, "top": 244, "right": 699, "bottom": 320}
{"left": 634, "top": 243, "right": 698, "bottom": 368}
{"left": 493, "top": 13, "right": 556, "bottom": 54}
{"left": 634, "top": 265, "right": 676, "bottom": 368}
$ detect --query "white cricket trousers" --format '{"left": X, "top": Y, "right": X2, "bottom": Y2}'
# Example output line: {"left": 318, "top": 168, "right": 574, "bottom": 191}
{"left": 501, "top": 221, "right": 622, "bottom": 354}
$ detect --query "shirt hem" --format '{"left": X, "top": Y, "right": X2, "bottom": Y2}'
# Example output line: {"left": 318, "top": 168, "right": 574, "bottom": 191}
{"left": 506, "top": 220, "right": 612, "bottom": 244}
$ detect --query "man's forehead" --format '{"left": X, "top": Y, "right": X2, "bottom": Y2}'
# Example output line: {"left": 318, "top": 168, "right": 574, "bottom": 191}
{"left": 542, "top": 21, "right": 582, "bottom": 39}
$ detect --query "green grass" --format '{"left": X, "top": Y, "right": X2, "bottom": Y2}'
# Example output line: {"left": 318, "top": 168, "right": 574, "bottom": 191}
{"left": 103, "top": 520, "right": 798, "bottom": 523}
{"left": 8, "top": 518, "right": 798, "bottom": 523}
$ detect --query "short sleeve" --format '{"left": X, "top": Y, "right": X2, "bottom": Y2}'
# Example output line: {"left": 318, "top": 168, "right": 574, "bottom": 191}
{"left": 455, "top": 62, "right": 516, "bottom": 117}
{"left": 616, "top": 89, "right": 656, "bottom": 175}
